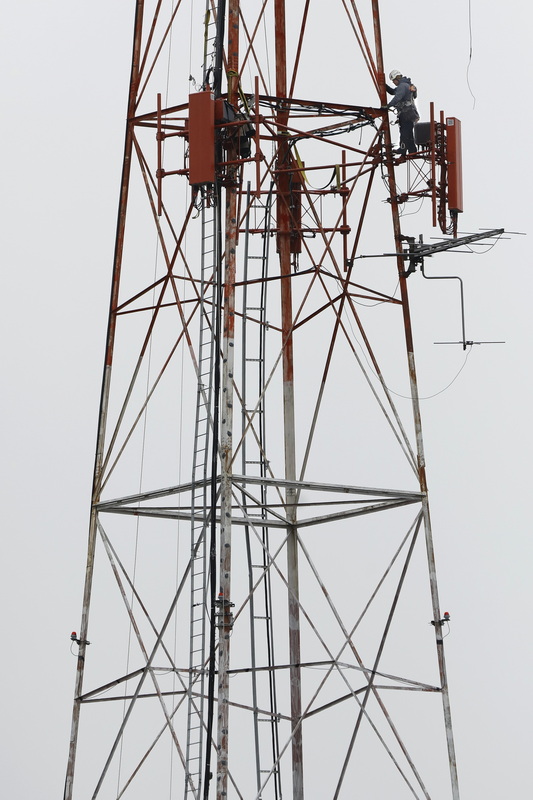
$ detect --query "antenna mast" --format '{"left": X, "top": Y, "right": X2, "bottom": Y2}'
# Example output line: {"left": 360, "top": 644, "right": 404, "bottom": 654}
{"left": 64, "top": 2, "right": 464, "bottom": 798}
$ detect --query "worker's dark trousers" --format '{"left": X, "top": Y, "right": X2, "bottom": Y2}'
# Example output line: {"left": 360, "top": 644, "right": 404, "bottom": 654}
{"left": 399, "top": 115, "right": 417, "bottom": 154}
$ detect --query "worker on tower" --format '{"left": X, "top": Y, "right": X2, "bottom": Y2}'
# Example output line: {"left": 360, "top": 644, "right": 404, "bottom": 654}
{"left": 384, "top": 69, "right": 419, "bottom": 156}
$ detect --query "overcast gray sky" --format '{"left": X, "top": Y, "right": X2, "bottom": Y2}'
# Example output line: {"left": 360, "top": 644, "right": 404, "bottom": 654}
{"left": 1, "top": 2, "right": 531, "bottom": 798}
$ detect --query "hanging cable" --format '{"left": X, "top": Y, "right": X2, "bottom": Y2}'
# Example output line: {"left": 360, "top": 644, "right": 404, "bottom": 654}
{"left": 212, "top": 0, "right": 226, "bottom": 98}
{"left": 203, "top": 4, "right": 226, "bottom": 794}
{"left": 466, "top": 0, "right": 476, "bottom": 108}
{"left": 359, "top": 336, "right": 475, "bottom": 400}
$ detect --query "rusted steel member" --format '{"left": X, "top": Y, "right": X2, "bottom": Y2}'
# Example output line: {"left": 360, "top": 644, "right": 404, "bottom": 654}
{"left": 275, "top": 1, "right": 304, "bottom": 798}
{"left": 63, "top": 4, "right": 146, "bottom": 800}
{"left": 216, "top": 2, "right": 240, "bottom": 799}
{"left": 372, "top": 2, "right": 460, "bottom": 798}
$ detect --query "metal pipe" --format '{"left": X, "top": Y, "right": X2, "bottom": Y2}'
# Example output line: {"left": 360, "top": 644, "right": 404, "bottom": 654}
{"left": 420, "top": 265, "right": 467, "bottom": 349}
{"left": 63, "top": 4, "right": 145, "bottom": 799}
{"left": 430, "top": 101, "right": 437, "bottom": 227}
{"left": 156, "top": 93, "right": 162, "bottom": 216}
{"left": 216, "top": 3, "right": 240, "bottom": 798}
{"left": 372, "top": 3, "right": 460, "bottom": 797}
{"left": 213, "top": 0, "right": 226, "bottom": 98}
{"left": 275, "top": 1, "right": 304, "bottom": 797}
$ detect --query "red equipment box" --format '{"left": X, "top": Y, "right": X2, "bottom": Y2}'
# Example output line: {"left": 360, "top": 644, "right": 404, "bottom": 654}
{"left": 188, "top": 91, "right": 215, "bottom": 185}
{"left": 446, "top": 117, "right": 463, "bottom": 213}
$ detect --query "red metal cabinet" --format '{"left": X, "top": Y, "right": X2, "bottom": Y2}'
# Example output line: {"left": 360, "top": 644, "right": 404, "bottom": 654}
{"left": 446, "top": 117, "right": 463, "bottom": 213}
{"left": 188, "top": 91, "right": 215, "bottom": 185}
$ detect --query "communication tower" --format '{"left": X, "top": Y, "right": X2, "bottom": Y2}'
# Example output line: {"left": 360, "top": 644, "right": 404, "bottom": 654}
{"left": 65, "top": 2, "right": 468, "bottom": 798}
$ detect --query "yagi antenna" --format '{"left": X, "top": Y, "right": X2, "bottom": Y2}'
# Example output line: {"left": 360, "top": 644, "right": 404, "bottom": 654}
{"left": 357, "top": 228, "right": 505, "bottom": 350}
{"left": 403, "top": 229, "right": 504, "bottom": 350}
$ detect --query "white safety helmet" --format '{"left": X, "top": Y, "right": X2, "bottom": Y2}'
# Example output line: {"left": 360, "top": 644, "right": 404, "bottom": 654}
{"left": 389, "top": 69, "right": 402, "bottom": 81}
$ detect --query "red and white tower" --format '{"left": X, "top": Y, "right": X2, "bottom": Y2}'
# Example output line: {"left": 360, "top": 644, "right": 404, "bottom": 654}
{"left": 64, "top": 2, "right": 462, "bottom": 798}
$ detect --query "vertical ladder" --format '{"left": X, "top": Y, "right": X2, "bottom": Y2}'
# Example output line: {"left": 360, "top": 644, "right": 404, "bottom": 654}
{"left": 184, "top": 7, "right": 222, "bottom": 796}
{"left": 185, "top": 188, "right": 218, "bottom": 800}
{"left": 202, "top": 4, "right": 217, "bottom": 89}
{"left": 241, "top": 184, "right": 283, "bottom": 799}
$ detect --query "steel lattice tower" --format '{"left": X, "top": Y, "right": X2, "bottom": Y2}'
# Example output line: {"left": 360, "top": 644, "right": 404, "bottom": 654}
{"left": 64, "top": 2, "right": 461, "bottom": 798}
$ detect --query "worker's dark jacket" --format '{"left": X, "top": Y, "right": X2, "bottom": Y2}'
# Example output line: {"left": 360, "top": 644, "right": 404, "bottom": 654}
{"left": 386, "top": 77, "right": 419, "bottom": 121}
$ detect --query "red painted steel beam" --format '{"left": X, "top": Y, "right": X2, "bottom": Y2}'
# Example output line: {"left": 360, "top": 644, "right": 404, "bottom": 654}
{"left": 217, "top": 2, "right": 240, "bottom": 799}
{"left": 275, "top": 1, "right": 304, "bottom": 798}
{"left": 63, "top": 4, "right": 146, "bottom": 800}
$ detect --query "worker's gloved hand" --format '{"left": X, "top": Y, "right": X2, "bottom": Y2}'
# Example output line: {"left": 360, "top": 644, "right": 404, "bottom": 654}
{"left": 380, "top": 105, "right": 389, "bottom": 111}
